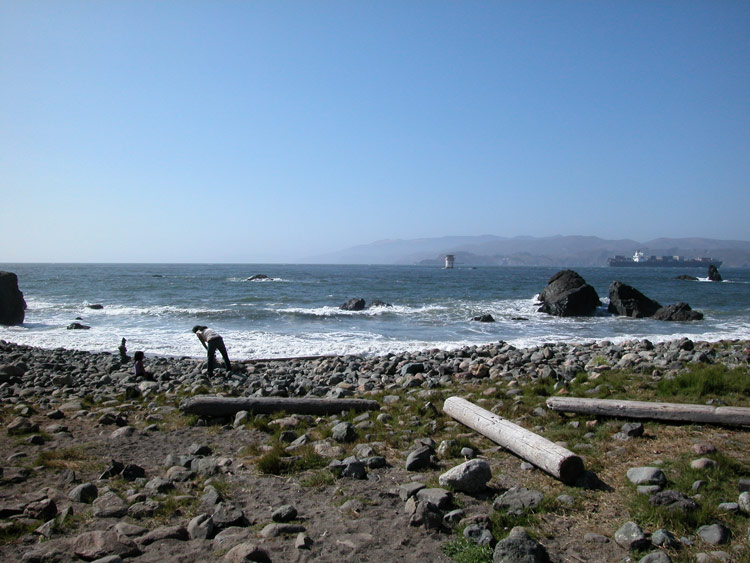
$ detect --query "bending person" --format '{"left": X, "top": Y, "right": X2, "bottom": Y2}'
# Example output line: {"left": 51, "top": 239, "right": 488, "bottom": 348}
{"left": 192, "top": 325, "right": 232, "bottom": 376}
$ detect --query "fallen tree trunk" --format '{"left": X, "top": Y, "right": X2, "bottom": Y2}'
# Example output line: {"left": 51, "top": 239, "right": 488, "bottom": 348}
{"left": 180, "top": 396, "right": 380, "bottom": 417}
{"left": 546, "top": 396, "right": 750, "bottom": 427}
{"left": 443, "top": 396, "right": 584, "bottom": 484}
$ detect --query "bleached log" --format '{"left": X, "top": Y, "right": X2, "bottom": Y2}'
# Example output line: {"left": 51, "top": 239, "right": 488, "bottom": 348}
{"left": 180, "top": 396, "right": 380, "bottom": 417}
{"left": 546, "top": 396, "right": 750, "bottom": 427}
{"left": 443, "top": 396, "right": 584, "bottom": 484}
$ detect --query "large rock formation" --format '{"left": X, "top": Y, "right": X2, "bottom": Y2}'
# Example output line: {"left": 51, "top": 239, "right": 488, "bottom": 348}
{"left": 0, "top": 271, "right": 26, "bottom": 325}
{"left": 652, "top": 302, "right": 704, "bottom": 321}
{"left": 608, "top": 281, "right": 662, "bottom": 318}
{"left": 708, "top": 265, "right": 722, "bottom": 282}
{"left": 340, "top": 298, "right": 366, "bottom": 311}
{"left": 608, "top": 281, "right": 703, "bottom": 321}
{"left": 537, "top": 270, "right": 600, "bottom": 317}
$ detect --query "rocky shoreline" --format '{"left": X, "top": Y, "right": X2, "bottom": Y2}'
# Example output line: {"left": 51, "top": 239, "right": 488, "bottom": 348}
{"left": 1, "top": 337, "right": 749, "bottom": 562}
{"left": 3, "top": 337, "right": 748, "bottom": 404}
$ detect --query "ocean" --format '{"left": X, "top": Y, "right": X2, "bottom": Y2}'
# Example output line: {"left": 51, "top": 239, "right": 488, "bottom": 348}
{"left": 1, "top": 263, "right": 748, "bottom": 361}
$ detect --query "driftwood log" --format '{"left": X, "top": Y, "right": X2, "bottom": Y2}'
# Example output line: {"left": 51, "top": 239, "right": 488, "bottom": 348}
{"left": 443, "top": 396, "right": 584, "bottom": 484}
{"left": 546, "top": 396, "right": 750, "bottom": 427}
{"left": 180, "top": 395, "right": 380, "bottom": 417}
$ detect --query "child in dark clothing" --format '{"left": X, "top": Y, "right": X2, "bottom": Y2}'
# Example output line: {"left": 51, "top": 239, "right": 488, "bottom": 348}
{"left": 133, "top": 351, "right": 149, "bottom": 379}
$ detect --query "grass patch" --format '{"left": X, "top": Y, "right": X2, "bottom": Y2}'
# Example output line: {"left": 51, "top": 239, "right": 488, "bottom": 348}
{"left": 442, "top": 535, "right": 493, "bottom": 563}
{"left": 299, "top": 469, "right": 335, "bottom": 488}
{"left": 0, "top": 521, "right": 38, "bottom": 545}
{"left": 656, "top": 364, "right": 750, "bottom": 402}
{"left": 628, "top": 451, "right": 749, "bottom": 536}
{"left": 256, "top": 444, "right": 327, "bottom": 475}
{"left": 35, "top": 445, "right": 99, "bottom": 472}
{"left": 150, "top": 492, "right": 200, "bottom": 524}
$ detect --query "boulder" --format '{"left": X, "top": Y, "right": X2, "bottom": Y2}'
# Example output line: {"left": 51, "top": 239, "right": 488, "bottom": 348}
{"left": 537, "top": 270, "right": 600, "bottom": 317}
{"left": 72, "top": 529, "right": 141, "bottom": 560}
{"left": 472, "top": 314, "right": 495, "bottom": 322}
{"left": 67, "top": 322, "right": 91, "bottom": 330}
{"left": 493, "top": 526, "right": 549, "bottom": 562}
{"left": 708, "top": 265, "right": 722, "bottom": 282}
{"left": 608, "top": 281, "right": 661, "bottom": 318}
{"left": 340, "top": 298, "right": 366, "bottom": 311}
{"left": 0, "top": 271, "right": 26, "bottom": 325}
{"left": 439, "top": 459, "right": 491, "bottom": 493}
{"left": 652, "top": 302, "right": 704, "bottom": 321}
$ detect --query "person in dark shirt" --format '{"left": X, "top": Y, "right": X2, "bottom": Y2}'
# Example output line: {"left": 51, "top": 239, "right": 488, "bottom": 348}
{"left": 133, "top": 350, "right": 150, "bottom": 379}
{"left": 192, "top": 325, "right": 232, "bottom": 376}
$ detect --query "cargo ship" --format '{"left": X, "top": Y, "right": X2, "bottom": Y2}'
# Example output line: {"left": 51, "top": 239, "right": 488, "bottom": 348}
{"left": 607, "top": 251, "right": 722, "bottom": 268}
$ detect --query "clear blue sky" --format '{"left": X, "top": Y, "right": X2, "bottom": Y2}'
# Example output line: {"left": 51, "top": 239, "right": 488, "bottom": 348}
{"left": 2, "top": 1, "right": 749, "bottom": 263}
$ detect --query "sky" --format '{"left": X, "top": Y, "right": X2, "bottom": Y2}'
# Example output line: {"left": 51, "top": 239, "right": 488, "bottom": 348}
{"left": 1, "top": 1, "right": 749, "bottom": 263}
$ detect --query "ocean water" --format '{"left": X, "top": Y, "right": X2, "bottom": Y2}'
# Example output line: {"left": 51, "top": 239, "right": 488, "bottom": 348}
{"left": 1, "top": 263, "right": 749, "bottom": 360}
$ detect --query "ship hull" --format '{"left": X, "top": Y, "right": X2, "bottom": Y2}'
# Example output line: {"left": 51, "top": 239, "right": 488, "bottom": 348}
{"left": 608, "top": 260, "right": 722, "bottom": 268}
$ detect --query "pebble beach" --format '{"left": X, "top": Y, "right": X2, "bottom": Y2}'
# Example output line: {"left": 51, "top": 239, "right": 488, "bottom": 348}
{"left": 2, "top": 337, "right": 750, "bottom": 562}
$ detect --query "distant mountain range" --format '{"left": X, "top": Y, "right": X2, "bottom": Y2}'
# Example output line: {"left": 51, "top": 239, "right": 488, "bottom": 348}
{"left": 308, "top": 236, "right": 750, "bottom": 267}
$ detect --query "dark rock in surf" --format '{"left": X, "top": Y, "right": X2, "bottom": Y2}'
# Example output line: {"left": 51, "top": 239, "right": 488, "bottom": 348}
{"left": 472, "top": 314, "right": 495, "bottom": 322}
{"left": 248, "top": 274, "right": 270, "bottom": 281}
{"left": 87, "top": 304, "right": 104, "bottom": 310}
{"left": 0, "top": 271, "right": 26, "bottom": 325}
{"left": 537, "top": 270, "right": 600, "bottom": 317}
{"left": 708, "top": 265, "right": 722, "bottom": 282}
{"left": 675, "top": 275, "right": 698, "bottom": 281}
{"left": 67, "top": 322, "right": 91, "bottom": 330}
{"left": 340, "top": 298, "right": 366, "bottom": 311}
{"left": 608, "top": 281, "right": 662, "bottom": 318}
{"left": 652, "top": 302, "right": 703, "bottom": 321}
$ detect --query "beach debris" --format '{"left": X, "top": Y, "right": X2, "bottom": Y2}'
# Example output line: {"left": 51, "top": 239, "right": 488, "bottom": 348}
{"left": 443, "top": 396, "right": 584, "bottom": 484}
{"left": 179, "top": 396, "right": 380, "bottom": 417}
{"left": 536, "top": 270, "right": 601, "bottom": 317}
{"left": 545, "top": 396, "right": 750, "bottom": 427}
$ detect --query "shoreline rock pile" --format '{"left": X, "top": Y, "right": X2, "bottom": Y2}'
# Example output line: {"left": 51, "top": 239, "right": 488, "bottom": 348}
{"left": 1, "top": 337, "right": 748, "bottom": 405}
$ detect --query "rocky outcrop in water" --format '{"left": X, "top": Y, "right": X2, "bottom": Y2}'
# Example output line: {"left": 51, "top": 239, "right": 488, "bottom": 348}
{"left": 608, "top": 281, "right": 661, "bottom": 318}
{"left": 608, "top": 281, "right": 703, "bottom": 322}
{"left": 536, "top": 270, "right": 601, "bottom": 317}
{"left": 340, "top": 298, "right": 366, "bottom": 311}
{"left": 708, "top": 265, "right": 722, "bottom": 282}
{"left": 0, "top": 271, "right": 26, "bottom": 326}
{"left": 652, "top": 302, "right": 704, "bottom": 321}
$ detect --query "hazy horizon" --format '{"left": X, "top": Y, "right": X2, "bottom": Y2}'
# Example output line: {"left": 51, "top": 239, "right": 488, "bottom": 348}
{"left": 2, "top": 3, "right": 749, "bottom": 263}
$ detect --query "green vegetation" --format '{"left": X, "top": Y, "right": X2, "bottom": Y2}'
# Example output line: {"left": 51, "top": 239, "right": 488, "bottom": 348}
{"left": 442, "top": 536, "right": 493, "bottom": 563}
{"left": 657, "top": 364, "right": 750, "bottom": 402}
{"left": 150, "top": 492, "right": 200, "bottom": 525}
{"left": 628, "top": 451, "right": 749, "bottom": 535}
{"left": 34, "top": 445, "right": 99, "bottom": 472}
{"left": 256, "top": 444, "right": 327, "bottom": 475}
{"left": 0, "top": 521, "right": 38, "bottom": 545}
